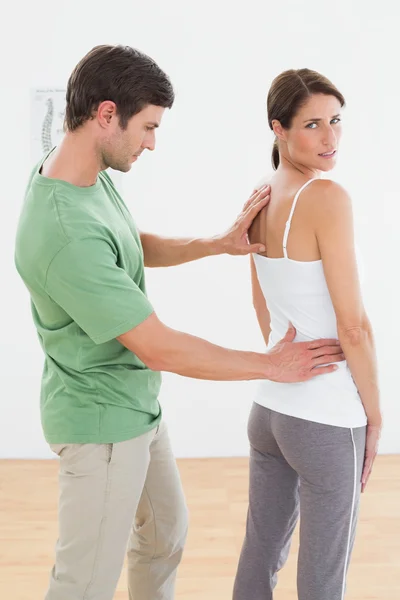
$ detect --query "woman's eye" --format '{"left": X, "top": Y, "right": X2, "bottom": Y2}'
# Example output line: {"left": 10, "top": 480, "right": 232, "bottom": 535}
{"left": 331, "top": 118, "right": 341, "bottom": 125}
{"left": 306, "top": 122, "right": 317, "bottom": 129}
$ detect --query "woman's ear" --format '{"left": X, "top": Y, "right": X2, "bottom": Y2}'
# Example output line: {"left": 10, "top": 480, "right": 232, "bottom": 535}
{"left": 271, "top": 119, "right": 286, "bottom": 142}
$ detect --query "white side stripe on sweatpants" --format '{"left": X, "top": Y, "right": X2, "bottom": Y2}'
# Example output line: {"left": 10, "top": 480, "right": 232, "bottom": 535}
{"left": 341, "top": 429, "right": 357, "bottom": 600}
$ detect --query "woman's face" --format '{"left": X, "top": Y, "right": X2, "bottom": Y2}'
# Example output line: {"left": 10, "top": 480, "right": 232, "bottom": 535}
{"left": 275, "top": 94, "right": 343, "bottom": 172}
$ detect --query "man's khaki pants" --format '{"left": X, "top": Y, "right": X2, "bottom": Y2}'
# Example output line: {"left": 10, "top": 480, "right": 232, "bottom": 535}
{"left": 46, "top": 421, "right": 188, "bottom": 600}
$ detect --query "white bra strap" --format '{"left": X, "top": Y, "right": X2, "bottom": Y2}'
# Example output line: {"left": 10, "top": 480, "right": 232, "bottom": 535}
{"left": 283, "top": 179, "right": 316, "bottom": 258}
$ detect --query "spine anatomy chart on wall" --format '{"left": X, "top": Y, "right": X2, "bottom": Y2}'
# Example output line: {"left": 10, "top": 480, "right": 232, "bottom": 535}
{"left": 31, "top": 88, "right": 66, "bottom": 162}
{"left": 41, "top": 97, "right": 55, "bottom": 154}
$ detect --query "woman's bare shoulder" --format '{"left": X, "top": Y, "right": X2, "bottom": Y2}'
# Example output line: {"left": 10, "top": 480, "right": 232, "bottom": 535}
{"left": 306, "top": 179, "right": 350, "bottom": 203}
{"left": 304, "top": 179, "right": 352, "bottom": 223}
{"left": 300, "top": 180, "right": 355, "bottom": 251}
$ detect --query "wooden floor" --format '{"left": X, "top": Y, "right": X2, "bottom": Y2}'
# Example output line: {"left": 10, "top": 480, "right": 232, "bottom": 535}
{"left": 0, "top": 456, "right": 399, "bottom": 599}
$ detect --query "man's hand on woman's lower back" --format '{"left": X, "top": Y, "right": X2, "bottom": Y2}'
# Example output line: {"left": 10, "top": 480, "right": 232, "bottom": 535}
{"left": 266, "top": 323, "right": 345, "bottom": 383}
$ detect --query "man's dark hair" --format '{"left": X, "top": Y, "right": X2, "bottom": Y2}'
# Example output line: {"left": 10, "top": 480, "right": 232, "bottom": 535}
{"left": 64, "top": 45, "right": 175, "bottom": 131}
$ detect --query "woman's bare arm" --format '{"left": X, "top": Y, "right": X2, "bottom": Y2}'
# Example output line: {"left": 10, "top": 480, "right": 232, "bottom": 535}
{"left": 311, "top": 180, "right": 381, "bottom": 427}
{"left": 250, "top": 255, "right": 271, "bottom": 345}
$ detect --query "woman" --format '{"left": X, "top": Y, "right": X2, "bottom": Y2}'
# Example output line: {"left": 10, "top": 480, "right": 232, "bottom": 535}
{"left": 233, "top": 69, "right": 382, "bottom": 600}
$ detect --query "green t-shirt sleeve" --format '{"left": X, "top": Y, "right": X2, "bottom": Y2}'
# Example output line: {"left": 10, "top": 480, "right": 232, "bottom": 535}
{"left": 45, "top": 237, "right": 154, "bottom": 344}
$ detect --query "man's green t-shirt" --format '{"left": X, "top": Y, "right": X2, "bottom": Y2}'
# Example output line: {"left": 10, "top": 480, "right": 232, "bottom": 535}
{"left": 14, "top": 157, "right": 162, "bottom": 444}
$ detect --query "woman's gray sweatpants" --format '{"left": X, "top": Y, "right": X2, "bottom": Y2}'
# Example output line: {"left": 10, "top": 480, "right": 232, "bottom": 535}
{"left": 233, "top": 403, "right": 366, "bottom": 600}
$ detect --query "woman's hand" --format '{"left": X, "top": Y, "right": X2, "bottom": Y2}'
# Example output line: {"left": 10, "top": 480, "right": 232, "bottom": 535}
{"left": 361, "top": 423, "right": 382, "bottom": 493}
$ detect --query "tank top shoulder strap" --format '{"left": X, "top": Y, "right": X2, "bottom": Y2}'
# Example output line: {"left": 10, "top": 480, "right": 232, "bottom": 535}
{"left": 283, "top": 179, "right": 316, "bottom": 258}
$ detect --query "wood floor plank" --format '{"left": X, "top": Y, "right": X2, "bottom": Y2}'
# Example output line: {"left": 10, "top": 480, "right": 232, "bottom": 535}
{"left": 0, "top": 455, "right": 398, "bottom": 599}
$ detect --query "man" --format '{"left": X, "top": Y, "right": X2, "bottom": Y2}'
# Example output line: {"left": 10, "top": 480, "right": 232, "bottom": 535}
{"left": 14, "top": 45, "right": 343, "bottom": 600}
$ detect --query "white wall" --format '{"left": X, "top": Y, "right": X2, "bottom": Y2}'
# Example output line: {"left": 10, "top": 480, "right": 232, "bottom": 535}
{"left": 1, "top": 0, "right": 399, "bottom": 458}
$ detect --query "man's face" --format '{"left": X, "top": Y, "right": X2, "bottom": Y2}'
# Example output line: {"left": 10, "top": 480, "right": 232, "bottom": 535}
{"left": 101, "top": 104, "right": 165, "bottom": 172}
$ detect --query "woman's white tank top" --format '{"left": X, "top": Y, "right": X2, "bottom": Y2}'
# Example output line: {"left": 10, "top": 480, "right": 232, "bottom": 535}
{"left": 253, "top": 179, "right": 367, "bottom": 428}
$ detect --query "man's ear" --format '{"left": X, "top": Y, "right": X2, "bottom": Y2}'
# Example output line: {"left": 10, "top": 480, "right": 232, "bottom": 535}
{"left": 96, "top": 101, "right": 118, "bottom": 129}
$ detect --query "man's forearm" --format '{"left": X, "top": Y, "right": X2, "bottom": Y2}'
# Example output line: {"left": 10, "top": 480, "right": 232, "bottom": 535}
{"left": 117, "top": 313, "right": 343, "bottom": 385}
{"left": 146, "top": 326, "right": 274, "bottom": 381}
{"left": 140, "top": 232, "right": 223, "bottom": 267}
